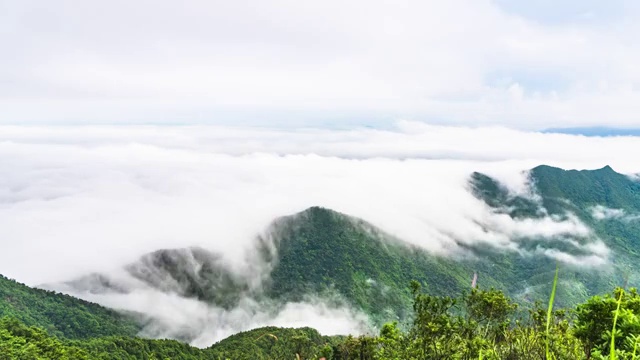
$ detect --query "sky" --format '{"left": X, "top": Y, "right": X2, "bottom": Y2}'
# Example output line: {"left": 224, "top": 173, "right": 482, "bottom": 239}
{"left": 2, "top": 0, "right": 640, "bottom": 129}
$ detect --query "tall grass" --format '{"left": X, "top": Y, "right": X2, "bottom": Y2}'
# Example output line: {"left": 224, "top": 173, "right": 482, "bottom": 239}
{"left": 545, "top": 265, "right": 559, "bottom": 360}
{"left": 610, "top": 288, "right": 624, "bottom": 360}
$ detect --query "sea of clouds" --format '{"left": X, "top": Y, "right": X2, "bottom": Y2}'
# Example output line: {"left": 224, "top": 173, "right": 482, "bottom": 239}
{"left": 1, "top": 121, "right": 639, "bottom": 345}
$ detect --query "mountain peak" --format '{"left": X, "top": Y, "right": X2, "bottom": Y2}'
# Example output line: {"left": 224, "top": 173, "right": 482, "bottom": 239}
{"left": 531, "top": 164, "right": 620, "bottom": 176}
{"left": 596, "top": 165, "right": 614, "bottom": 172}
{"left": 299, "top": 206, "right": 343, "bottom": 216}
{"left": 281, "top": 206, "right": 354, "bottom": 226}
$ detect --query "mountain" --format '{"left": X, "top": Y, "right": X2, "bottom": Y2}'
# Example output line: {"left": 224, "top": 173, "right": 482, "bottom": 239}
{"left": 0, "top": 274, "right": 341, "bottom": 359}
{"left": 51, "top": 165, "right": 640, "bottom": 345}
{"left": 262, "top": 207, "right": 502, "bottom": 322}
{"left": 4, "top": 164, "right": 640, "bottom": 358}
{"left": 0, "top": 273, "right": 344, "bottom": 359}
{"left": 469, "top": 165, "right": 640, "bottom": 302}
{"left": 0, "top": 274, "right": 139, "bottom": 339}
{"left": 264, "top": 193, "right": 616, "bottom": 314}
{"left": 66, "top": 247, "right": 254, "bottom": 310}
{"left": 531, "top": 165, "right": 640, "bottom": 215}
{"left": 62, "top": 207, "right": 501, "bottom": 331}
{"left": 0, "top": 312, "right": 345, "bottom": 360}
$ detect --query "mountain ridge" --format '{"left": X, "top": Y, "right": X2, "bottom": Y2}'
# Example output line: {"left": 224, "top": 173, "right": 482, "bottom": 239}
{"left": 34, "top": 164, "right": 640, "bottom": 346}
{"left": 0, "top": 274, "right": 140, "bottom": 339}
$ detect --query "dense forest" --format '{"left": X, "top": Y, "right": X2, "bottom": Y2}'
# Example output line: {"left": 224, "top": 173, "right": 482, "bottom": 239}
{"left": 2, "top": 270, "right": 640, "bottom": 359}
{"left": 0, "top": 275, "right": 139, "bottom": 339}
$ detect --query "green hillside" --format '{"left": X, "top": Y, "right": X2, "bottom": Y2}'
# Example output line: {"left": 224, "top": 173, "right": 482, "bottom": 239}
{"left": 59, "top": 165, "right": 640, "bottom": 330}
{"left": 0, "top": 276, "right": 340, "bottom": 359}
{"left": 207, "top": 326, "right": 339, "bottom": 360}
{"left": 264, "top": 207, "right": 503, "bottom": 324}
{"left": 264, "top": 165, "right": 640, "bottom": 319}
{"left": 491, "top": 165, "right": 640, "bottom": 282}
{"left": 531, "top": 165, "right": 640, "bottom": 256}
{"left": 3, "top": 282, "right": 639, "bottom": 359}
{"left": 0, "top": 316, "right": 209, "bottom": 360}
{"left": 0, "top": 313, "right": 340, "bottom": 360}
{"left": 0, "top": 274, "right": 140, "bottom": 339}
{"left": 467, "top": 166, "right": 636, "bottom": 305}
{"left": 531, "top": 165, "right": 640, "bottom": 214}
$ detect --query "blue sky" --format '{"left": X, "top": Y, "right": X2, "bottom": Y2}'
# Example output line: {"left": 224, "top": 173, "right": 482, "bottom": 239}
{"left": 495, "top": 0, "right": 632, "bottom": 25}
{"left": 1, "top": 0, "right": 640, "bottom": 129}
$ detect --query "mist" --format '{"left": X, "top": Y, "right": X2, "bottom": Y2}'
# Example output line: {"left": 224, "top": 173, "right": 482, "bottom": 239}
{"left": 59, "top": 283, "right": 372, "bottom": 347}
{"left": 1, "top": 122, "right": 638, "bottom": 345}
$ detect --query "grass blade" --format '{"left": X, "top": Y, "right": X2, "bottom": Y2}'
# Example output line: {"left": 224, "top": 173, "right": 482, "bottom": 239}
{"left": 610, "top": 288, "right": 624, "bottom": 360}
{"left": 546, "top": 265, "right": 559, "bottom": 360}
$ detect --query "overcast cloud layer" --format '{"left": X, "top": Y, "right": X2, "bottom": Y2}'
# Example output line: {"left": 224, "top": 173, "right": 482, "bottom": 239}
{"left": 2, "top": 0, "right": 640, "bottom": 127}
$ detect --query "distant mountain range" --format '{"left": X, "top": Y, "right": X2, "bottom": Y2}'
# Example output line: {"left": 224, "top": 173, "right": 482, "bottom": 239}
{"left": 44, "top": 164, "right": 640, "bottom": 343}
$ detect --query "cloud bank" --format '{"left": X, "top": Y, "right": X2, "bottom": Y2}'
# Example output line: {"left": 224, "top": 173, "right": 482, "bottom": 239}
{"left": 590, "top": 205, "right": 640, "bottom": 222}
{"left": 1, "top": 122, "right": 630, "bottom": 284}
{"left": 0, "top": 122, "right": 635, "bottom": 344}
{"left": 62, "top": 284, "right": 371, "bottom": 347}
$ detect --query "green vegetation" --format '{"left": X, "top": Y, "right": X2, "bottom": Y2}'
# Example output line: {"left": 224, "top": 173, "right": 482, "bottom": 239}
{"left": 4, "top": 164, "right": 640, "bottom": 358}
{"left": 0, "top": 316, "right": 209, "bottom": 360}
{"left": 0, "top": 317, "right": 88, "bottom": 360}
{"left": 530, "top": 165, "right": 640, "bottom": 215}
{"left": 68, "top": 336, "right": 210, "bottom": 360}
{"left": 266, "top": 206, "right": 504, "bottom": 325}
{"left": 468, "top": 166, "right": 640, "bottom": 307}
{"left": 261, "top": 165, "right": 640, "bottom": 324}
{"left": 545, "top": 265, "right": 559, "bottom": 360}
{"left": 4, "top": 279, "right": 640, "bottom": 359}
{"left": 207, "top": 327, "right": 340, "bottom": 360}
{"left": 0, "top": 274, "right": 139, "bottom": 339}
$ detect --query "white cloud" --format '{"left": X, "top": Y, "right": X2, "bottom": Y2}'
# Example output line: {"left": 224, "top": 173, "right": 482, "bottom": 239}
{"left": 62, "top": 286, "right": 371, "bottom": 347}
{"left": 591, "top": 205, "right": 626, "bottom": 220}
{"left": 0, "top": 122, "right": 627, "bottom": 286}
{"left": 533, "top": 248, "right": 607, "bottom": 267}
{"left": 1, "top": 0, "right": 640, "bottom": 127}
{"left": 590, "top": 205, "right": 640, "bottom": 222}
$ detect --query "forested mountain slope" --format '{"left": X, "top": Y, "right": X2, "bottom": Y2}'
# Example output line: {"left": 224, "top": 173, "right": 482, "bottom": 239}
{"left": 531, "top": 165, "right": 640, "bottom": 256}
{"left": 263, "top": 206, "right": 502, "bottom": 322}
{"left": 471, "top": 165, "right": 640, "bottom": 300}
{"left": 3, "top": 165, "right": 640, "bottom": 358}
{"left": 38, "top": 165, "right": 640, "bottom": 346}
{"left": 0, "top": 275, "right": 139, "bottom": 339}
{"left": 2, "top": 279, "right": 639, "bottom": 359}
{"left": 64, "top": 206, "right": 505, "bottom": 328}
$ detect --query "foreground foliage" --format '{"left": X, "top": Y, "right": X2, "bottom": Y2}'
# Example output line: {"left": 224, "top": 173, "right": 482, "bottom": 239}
{"left": 0, "top": 316, "right": 208, "bottom": 360}
{"left": 4, "top": 279, "right": 640, "bottom": 359}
